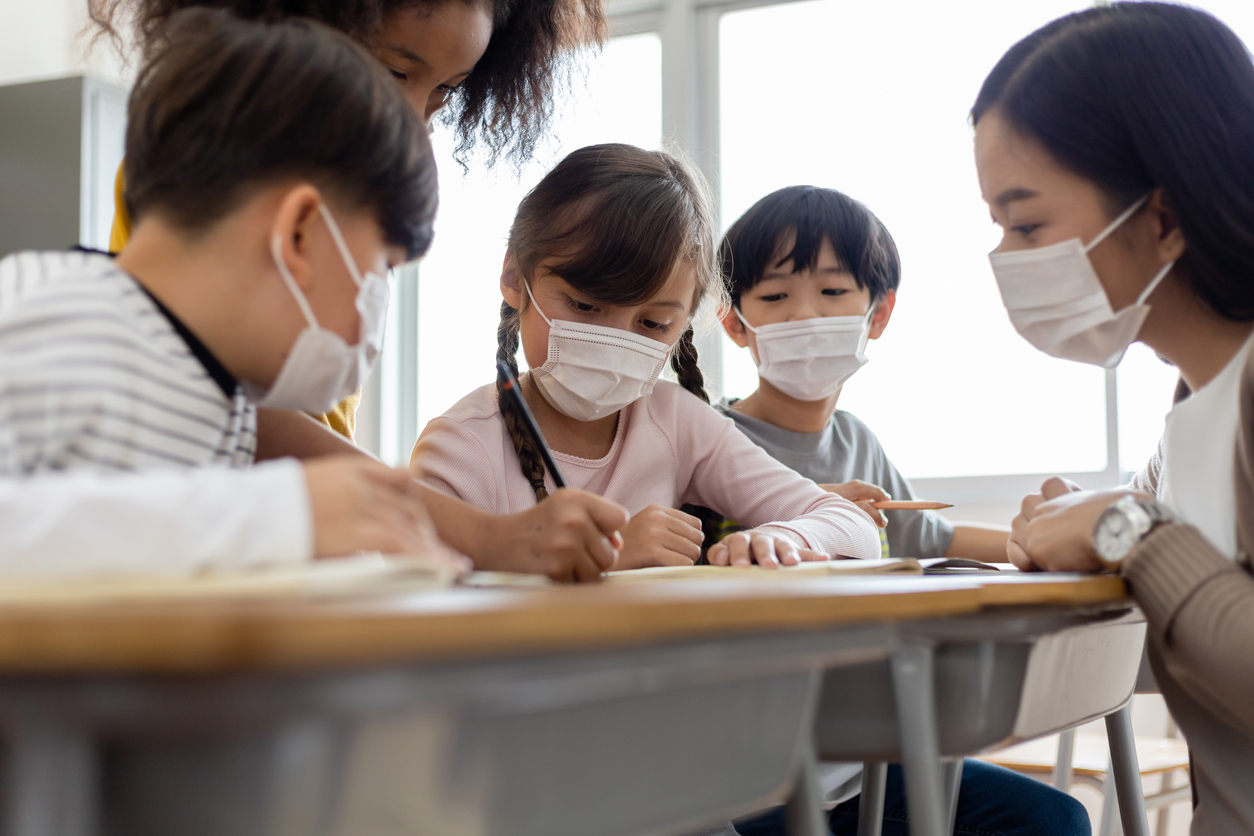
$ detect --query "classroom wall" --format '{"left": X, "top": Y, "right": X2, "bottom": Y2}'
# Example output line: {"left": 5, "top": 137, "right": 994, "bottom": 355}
{"left": 0, "top": 0, "right": 131, "bottom": 88}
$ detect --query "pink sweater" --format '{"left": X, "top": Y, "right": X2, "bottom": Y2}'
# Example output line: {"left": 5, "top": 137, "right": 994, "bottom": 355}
{"left": 412, "top": 381, "right": 881, "bottom": 559}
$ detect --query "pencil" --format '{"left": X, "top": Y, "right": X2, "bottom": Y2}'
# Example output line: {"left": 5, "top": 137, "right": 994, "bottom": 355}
{"left": 495, "top": 361, "right": 567, "bottom": 489}
{"left": 870, "top": 500, "right": 953, "bottom": 511}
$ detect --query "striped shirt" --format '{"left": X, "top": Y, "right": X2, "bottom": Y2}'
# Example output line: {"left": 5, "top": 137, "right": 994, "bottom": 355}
{"left": 0, "top": 250, "right": 257, "bottom": 474}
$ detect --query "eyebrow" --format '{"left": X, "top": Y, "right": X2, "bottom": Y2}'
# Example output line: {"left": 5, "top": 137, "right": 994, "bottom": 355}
{"left": 993, "top": 186, "right": 1040, "bottom": 208}
{"left": 648, "top": 299, "right": 689, "bottom": 311}
{"left": 762, "top": 266, "right": 851, "bottom": 279}
{"left": 381, "top": 42, "right": 476, "bottom": 78}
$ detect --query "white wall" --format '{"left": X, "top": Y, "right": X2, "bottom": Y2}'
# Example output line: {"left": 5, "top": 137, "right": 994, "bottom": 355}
{"left": 0, "top": 0, "right": 132, "bottom": 87}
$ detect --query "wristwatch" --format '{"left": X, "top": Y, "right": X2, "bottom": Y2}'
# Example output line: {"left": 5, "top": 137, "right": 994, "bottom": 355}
{"left": 1092, "top": 494, "right": 1176, "bottom": 570}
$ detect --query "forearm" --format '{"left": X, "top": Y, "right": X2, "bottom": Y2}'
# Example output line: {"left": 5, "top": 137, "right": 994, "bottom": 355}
{"left": 761, "top": 505, "right": 881, "bottom": 561}
{"left": 0, "top": 464, "right": 312, "bottom": 578}
{"left": 1123, "top": 523, "right": 1254, "bottom": 732}
{"left": 255, "top": 408, "right": 370, "bottom": 461}
{"left": 417, "top": 484, "right": 495, "bottom": 559}
{"left": 944, "top": 523, "right": 1011, "bottom": 562}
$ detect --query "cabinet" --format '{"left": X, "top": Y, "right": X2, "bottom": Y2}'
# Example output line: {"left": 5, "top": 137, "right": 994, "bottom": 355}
{"left": 0, "top": 74, "right": 128, "bottom": 258}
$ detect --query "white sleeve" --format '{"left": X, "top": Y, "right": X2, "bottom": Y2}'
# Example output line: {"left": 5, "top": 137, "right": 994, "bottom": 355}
{"left": 0, "top": 459, "right": 313, "bottom": 579}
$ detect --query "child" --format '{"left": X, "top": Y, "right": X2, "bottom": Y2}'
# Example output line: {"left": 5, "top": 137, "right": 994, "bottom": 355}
{"left": 0, "top": 10, "right": 459, "bottom": 570}
{"left": 412, "top": 145, "right": 880, "bottom": 569}
{"left": 715, "top": 186, "right": 1010, "bottom": 562}
{"left": 721, "top": 190, "right": 1084, "bottom": 836}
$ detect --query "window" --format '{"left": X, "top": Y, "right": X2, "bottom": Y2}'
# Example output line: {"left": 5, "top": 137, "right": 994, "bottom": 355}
{"left": 719, "top": 0, "right": 1102, "bottom": 483}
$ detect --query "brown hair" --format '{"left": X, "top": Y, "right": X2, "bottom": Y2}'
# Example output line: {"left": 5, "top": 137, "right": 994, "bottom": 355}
{"left": 89, "top": 0, "right": 606, "bottom": 166}
{"left": 124, "top": 7, "right": 437, "bottom": 259}
{"left": 497, "top": 143, "right": 724, "bottom": 502}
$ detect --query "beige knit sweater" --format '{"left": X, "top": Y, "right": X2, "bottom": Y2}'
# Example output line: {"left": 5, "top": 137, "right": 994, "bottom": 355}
{"left": 1124, "top": 365, "right": 1254, "bottom": 834}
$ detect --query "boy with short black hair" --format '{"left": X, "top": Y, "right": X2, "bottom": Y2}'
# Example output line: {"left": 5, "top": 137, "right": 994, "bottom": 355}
{"left": 715, "top": 185, "right": 1009, "bottom": 561}
{"left": 721, "top": 192, "right": 1086, "bottom": 836}
{"left": 0, "top": 8, "right": 452, "bottom": 571}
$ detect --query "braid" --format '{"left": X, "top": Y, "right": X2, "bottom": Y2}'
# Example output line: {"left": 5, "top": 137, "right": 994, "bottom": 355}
{"left": 496, "top": 301, "right": 550, "bottom": 503}
{"left": 670, "top": 327, "right": 709, "bottom": 404}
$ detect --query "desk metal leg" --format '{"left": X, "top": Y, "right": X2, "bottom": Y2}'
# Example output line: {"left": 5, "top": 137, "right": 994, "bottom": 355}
{"left": 891, "top": 644, "right": 944, "bottom": 836}
{"left": 3, "top": 721, "right": 98, "bottom": 836}
{"left": 1106, "top": 706, "right": 1149, "bottom": 836}
{"left": 1053, "top": 729, "right": 1076, "bottom": 791}
{"left": 784, "top": 738, "right": 826, "bottom": 836}
{"left": 940, "top": 760, "right": 963, "bottom": 835}
{"left": 857, "top": 763, "right": 887, "bottom": 836}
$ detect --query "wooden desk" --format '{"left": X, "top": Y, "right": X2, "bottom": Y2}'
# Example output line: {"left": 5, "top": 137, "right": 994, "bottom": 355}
{"left": 0, "top": 576, "right": 989, "bottom": 674}
{"left": 0, "top": 572, "right": 1131, "bottom": 836}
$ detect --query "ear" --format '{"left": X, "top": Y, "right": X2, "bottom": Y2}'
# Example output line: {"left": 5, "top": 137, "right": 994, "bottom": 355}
{"left": 1148, "top": 188, "right": 1186, "bottom": 264}
{"left": 868, "top": 289, "right": 896, "bottom": 340}
{"left": 500, "top": 249, "right": 524, "bottom": 310}
{"left": 271, "top": 184, "right": 325, "bottom": 292}
{"left": 721, "top": 305, "right": 749, "bottom": 348}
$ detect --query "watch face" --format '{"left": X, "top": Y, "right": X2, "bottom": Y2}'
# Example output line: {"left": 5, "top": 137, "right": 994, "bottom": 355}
{"left": 1096, "top": 510, "right": 1135, "bottom": 562}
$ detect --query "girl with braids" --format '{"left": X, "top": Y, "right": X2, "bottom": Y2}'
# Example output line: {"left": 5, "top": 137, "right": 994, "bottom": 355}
{"left": 412, "top": 144, "right": 880, "bottom": 569}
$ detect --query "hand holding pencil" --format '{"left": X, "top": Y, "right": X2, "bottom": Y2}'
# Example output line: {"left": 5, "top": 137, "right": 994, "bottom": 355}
{"left": 818, "top": 481, "right": 952, "bottom": 528}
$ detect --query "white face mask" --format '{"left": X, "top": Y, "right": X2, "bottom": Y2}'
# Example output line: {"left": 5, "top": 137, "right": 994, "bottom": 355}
{"left": 244, "top": 203, "right": 391, "bottom": 414}
{"left": 990, "top": 195, "right": 1174, "bottom": 368}
{"left": 738, "top": 309, "right": 874, "bottom": 401}
{"left": 523, "top": 281, "right": 672, "bottom": 422}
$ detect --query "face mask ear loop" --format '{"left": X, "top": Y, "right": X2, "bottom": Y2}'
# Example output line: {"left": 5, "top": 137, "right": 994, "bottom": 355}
{"left": 1084, "top": 194, "right": 1152, "bottom": 254}
{"left": 1136, "top": 261, "right": 1175, "bottom": 307}
{"left": 271, "top": 234, "right": 321, "bottom": 330}
{"left": 734, "top": 307, "right": 759, "bottom": 334}
{"left": 522, "top": 279, "right": 557, "bottom": 328}
{"left": 318, "top": 203, "right": 366, "bottom": 289}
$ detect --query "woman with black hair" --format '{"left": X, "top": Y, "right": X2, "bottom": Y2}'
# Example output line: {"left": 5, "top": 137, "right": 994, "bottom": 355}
{"left": 90, "top": 0, "right": 631, "bottom": 582}
{"left": 976, "top": 4, "right": 1254, "bottom": 832}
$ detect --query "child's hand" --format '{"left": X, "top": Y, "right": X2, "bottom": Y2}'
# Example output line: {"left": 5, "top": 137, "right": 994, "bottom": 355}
{"left": 477, "top": 489, "right": 628, "bottom": 582}
{"left": 707, "top": 529, "right": 827, "bottom": 568}
{"left": 819, "top": 480, "right": 889, "bottom": 528}
{"left": 303, "top": 456, "right": 469, "bottom": 572}
{"left": 615, "top": 505, "right": 704, "bottom": 570}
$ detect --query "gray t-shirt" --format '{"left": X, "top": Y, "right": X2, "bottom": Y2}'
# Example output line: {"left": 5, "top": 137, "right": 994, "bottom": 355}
{"left": 714, "top": 399, "right": 954, "bottom": 558}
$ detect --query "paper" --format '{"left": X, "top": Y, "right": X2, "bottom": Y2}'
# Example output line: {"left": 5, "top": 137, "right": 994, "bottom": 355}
{"left": 0, "top": 553, "right": 461, "bottom": 606}
{"left": 603, "top": 558, "right": 922, "bottom": 583}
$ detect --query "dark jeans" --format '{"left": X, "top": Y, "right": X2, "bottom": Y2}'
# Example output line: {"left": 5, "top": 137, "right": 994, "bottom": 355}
{"left": 735, "top": 759, "right": 1091, "bottom": 836}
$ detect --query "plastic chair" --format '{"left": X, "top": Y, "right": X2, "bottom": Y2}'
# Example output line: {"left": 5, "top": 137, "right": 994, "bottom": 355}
{"left": 978, "top": 720, "right": 1190, "bottom": 836}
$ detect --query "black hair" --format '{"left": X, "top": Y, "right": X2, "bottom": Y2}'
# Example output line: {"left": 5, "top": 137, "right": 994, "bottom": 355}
{"left": 972, "top": 2, "right": 1254, "bottom": 321}
{"left": 90, "top": 0, "right": 606, "bottom": 167}
{"left": 720, "top": 185, "right": 900, "bottom": 309}
{"left": 498, "top": 143, "right": 722, "bottom": 502}
{"left": 124, "top": 7, "right": 437, "bottom": 259}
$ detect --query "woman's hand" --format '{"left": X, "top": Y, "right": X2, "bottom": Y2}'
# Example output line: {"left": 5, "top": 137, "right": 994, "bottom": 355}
{"left": 707, "top": 528, "right": 826, "bottom": 568}
{"left": 820, "top": 480, "right": 889, "bottom": 527}
{"left": 1008, "top": 476, "right": 1147, "bottom": 572}
{"left": 614, "top": 505, "right": 704, "bottom": 570}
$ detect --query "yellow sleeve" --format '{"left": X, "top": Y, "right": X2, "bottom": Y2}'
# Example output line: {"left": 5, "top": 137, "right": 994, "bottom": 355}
{"left": 314, "top": 393, "right": 360, "bottom": 441}
{"left": 109, "top": 163, "right": 131, "bottom": 254}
